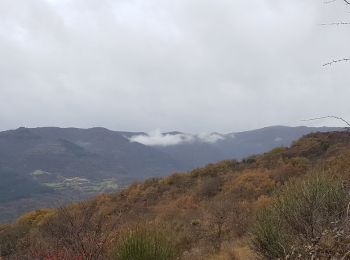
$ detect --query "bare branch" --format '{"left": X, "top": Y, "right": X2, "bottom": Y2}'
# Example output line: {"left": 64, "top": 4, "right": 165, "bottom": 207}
{"left": 302, "top": 115, "right": 350, "bottom": 128}
{"left": 324, "top": 0, "right": 350, "bottom": 4}
{"left": 323, "top": 58, "right": 350, "bottom": 66}
{"left": 318, "top": 22, "right": 350, "bottom": 26}
{"left": 324, "top": 0, "right": 337, "bottom": 4}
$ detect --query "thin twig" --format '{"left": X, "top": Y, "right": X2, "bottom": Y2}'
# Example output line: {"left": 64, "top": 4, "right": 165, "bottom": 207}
{"left": 323, "top": 58, "right": 350, "bottom": 66}
{"left": 324, "top": 0, "right": 337, "bottom": 4}
{"left": 301, "top": 115, "right": 350, "bottom": 128}
{"left": 325, "top": 0, "right": 350, "bottom": 4}
{"left": 318, "top": 22, "right": 350, "bottom": 26}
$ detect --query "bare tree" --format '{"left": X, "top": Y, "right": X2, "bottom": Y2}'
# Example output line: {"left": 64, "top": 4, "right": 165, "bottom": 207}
{"left": 203, "top": 200, "right": 234, "bottom": 251}
{"left": 30, "top": 201, "right": 120, "bottom": 259}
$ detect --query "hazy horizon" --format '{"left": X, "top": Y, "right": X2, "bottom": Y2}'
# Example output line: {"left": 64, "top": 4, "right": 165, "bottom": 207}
{"left": 1, "top": 124, "right": 341, "bottom": 134}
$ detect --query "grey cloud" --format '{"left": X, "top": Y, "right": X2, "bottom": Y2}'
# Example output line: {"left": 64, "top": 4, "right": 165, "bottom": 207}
{"left": 0, "top": 0, "right": 349, "bottom": 132}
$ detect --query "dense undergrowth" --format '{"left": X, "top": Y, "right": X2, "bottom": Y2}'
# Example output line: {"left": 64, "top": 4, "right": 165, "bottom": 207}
{"left": 2, "top": 131, "right": 350, "bottom": 259}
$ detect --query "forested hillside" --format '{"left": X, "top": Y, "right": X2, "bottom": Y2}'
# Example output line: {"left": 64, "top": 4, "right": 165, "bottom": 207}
{"left": 2, "top": 131, "right": 350, "bottom": 259}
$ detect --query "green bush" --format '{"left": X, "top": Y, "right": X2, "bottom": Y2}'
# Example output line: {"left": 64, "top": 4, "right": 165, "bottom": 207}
{"left": 114, "top": 226, "right": 177, "bottom": 260}
{"left": 275, "top": 173, "right": 347, "bottom": 238}
{"left": 253, "top": 207, "right": 291, "bottom": 258}
{"left": 252, "top": 172, "right": 348, "bottom": 258}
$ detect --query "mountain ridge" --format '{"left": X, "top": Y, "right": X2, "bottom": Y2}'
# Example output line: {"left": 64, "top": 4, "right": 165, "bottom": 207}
{"left": 0, "top": 125, "right": 341, "bottom": 223}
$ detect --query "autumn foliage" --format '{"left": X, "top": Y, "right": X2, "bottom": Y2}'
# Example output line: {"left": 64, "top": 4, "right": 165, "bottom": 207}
{"left": 2, "top": 131, "right": 350, "bottom": 259}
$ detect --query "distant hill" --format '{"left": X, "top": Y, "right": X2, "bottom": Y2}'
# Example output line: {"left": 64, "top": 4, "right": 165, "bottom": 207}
{"left": 0, "top": 125, "right": 340, "bottom": 222}
{"left": 146, "top": 126, "right": 341, "bottom": 168}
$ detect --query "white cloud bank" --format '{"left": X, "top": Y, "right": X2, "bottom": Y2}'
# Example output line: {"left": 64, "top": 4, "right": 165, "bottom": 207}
{"left": 129, "top": 129, "right": 225, "bottom": 146}
{"left": 197, "top": 133, "right": 225, "bottom": 144}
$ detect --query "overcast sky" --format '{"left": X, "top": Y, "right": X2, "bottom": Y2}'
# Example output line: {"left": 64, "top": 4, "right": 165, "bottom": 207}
{"left": 0, "top": 0, "right": 349, "bottom": 133}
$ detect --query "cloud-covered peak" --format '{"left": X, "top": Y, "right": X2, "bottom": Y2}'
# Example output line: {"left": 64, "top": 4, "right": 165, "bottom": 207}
{"left": 129, "top": 129, "right": 194, "bottom": 146}
{"left": 197, "top": 133, "right": 225, "bottom": 144}
{"left": 129, "top": 129, "right": 225, "bottom": 146}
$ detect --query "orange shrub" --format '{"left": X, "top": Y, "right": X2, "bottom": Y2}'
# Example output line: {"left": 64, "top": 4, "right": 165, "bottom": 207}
{"left": 224, "top": 169, "right": 277, "bottom": 200}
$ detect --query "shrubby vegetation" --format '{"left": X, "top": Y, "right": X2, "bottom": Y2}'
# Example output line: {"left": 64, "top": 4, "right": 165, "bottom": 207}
{"left": 2, "top": 131, "right": 350, "bottom": 259}
{"left": 114, "top": 225, "right": 178, "bottom": 260}
{"left": 253, "top": 173, "right": 348, "bottom": 258}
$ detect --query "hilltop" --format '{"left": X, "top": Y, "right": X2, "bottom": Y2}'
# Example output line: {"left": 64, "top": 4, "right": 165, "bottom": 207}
{"left": 2, "top": 130, "right": 350, "bottom": 259}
